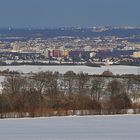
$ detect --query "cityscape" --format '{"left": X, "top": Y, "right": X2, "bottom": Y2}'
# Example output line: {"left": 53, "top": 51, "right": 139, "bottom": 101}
{"left": 0, "top": 27, "right": 140, "bottom": 66}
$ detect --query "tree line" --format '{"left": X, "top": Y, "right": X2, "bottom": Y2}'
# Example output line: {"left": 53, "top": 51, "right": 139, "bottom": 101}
{"left": 0, "top": 70, "right": 140, "bottom": 118}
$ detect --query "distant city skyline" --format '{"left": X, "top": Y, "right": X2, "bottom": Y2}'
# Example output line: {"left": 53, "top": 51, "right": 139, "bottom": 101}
{"left": 0, "top": 0, "right": 140, "bottom": 28}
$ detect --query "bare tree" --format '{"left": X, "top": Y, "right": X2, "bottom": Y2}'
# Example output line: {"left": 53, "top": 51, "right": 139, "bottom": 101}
{"left": 106, "top": 79, "right": 132, "bottom": 113}
{"left": 64, "top": 71, "right": 76, "bottom": 94}
{"left": 76, "top": 72, "right": 89, "bottom": 94}
{"left": 90, "top": 77, "right": 105, "bottom": 100}
{"left": 2, "top": 75, "right": 27, "bottom": 95}
{"left": 107, "top": 79, "right": 125, "bottom": 97}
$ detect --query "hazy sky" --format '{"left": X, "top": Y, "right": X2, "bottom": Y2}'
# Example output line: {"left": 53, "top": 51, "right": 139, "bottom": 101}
{"left": 0, "top": 0, "right": 140, "bottom": 28}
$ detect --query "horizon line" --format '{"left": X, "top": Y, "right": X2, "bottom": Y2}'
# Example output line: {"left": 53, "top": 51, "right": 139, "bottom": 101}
{"left": 0, "top": 25, "right": 140, "bottom": 30}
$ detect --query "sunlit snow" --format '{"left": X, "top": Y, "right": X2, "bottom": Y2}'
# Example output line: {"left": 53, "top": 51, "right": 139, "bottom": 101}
{"left": 0, "top": 115, "right": 140, "bottom": 140}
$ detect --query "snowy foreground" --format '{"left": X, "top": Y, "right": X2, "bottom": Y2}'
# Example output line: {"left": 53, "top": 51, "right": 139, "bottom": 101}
{"left": 0, "top": 65, "right": 139, "bottom": 75}
{"left": 0, "top": 115, "right": 140, "bottom": 140}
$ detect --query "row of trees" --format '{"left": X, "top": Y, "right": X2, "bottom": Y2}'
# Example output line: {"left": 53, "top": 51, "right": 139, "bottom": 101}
{"left": 0, "top": 70, "right": 139, "bottom": 117}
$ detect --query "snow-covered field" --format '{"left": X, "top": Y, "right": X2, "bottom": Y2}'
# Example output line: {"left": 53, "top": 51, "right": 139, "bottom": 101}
{"left": 0, "top": 115, "right": 140, "bottom": 140}
{"left": 0, "top": 65, "right": 139, "bottom": 75}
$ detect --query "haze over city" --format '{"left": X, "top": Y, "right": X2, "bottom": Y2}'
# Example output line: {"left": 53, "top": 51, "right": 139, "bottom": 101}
{"left": 0, "top": 0, "right": 140, "bottom": 28}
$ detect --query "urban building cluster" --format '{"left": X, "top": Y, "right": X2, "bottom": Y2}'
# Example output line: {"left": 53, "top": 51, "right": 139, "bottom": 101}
{"left": 0, "top": 28, "right": 140, "bottom": 65}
